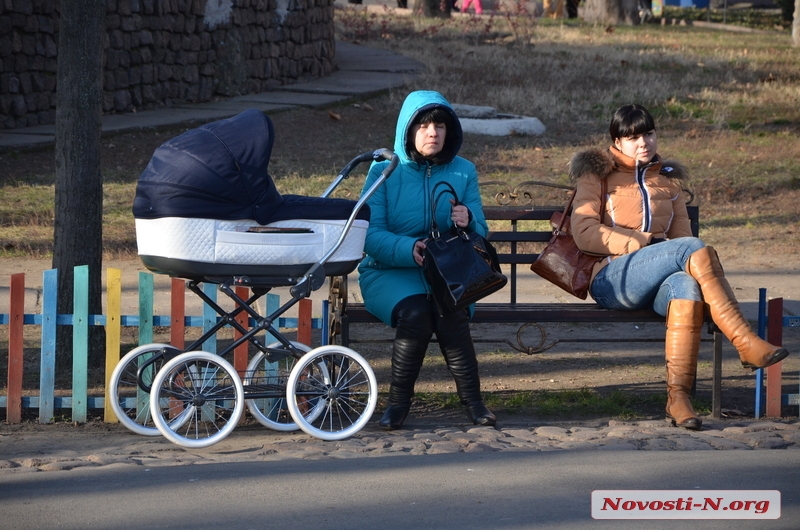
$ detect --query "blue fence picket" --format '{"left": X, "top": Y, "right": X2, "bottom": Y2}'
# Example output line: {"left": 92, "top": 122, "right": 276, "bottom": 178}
{"left": 39, "top": 269, "right": 58, "bottom": 424}
{"left": 72, "top": 265, "right": 89, "bottom": 423}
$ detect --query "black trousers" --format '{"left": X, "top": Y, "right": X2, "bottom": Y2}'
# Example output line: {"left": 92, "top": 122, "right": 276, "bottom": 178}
{"left": 387, "top": 294, "right": 483, "bottom": 406}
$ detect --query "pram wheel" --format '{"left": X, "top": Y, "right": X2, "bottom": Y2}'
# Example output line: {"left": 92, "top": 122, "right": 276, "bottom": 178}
{"left": 109, "top": 343, "right": 181, "bottom": 436}
{"left": 149, "top": 351, "right": 245, "bottom": 449}
{"left": 244, "top": 341, "right": 316, "bottom": 431}
{"left": 286, "top": 345, "right": 377, "bottom": 441}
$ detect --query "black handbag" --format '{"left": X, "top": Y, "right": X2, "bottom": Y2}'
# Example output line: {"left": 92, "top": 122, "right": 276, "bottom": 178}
{"left": 422, "top": 181, "right": 507, "bottom": 316}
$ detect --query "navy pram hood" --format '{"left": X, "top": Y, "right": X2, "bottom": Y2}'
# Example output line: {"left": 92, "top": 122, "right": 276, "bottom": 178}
{"left": 133, "top": 108, "right": 367, "bottom": 224}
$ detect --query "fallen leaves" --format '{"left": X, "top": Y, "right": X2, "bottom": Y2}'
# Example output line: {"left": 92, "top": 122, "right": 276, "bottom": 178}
{"left": 328, "top": 103, "right": 373, "bottom": 122}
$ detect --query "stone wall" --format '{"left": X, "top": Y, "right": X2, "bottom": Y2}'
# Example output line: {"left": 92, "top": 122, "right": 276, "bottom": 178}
{"left": 0, "top": 0, "right": 336, "bottom": 130}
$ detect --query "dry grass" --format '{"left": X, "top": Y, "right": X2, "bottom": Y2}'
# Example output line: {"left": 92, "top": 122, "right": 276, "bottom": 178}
{"left": 332, "top": 8, "right": 800, "bottom": 255}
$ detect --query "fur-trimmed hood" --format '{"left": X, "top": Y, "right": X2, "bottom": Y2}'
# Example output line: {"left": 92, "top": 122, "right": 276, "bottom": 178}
{"left": 569, "top": 147, "right": 689, "bottom": 183}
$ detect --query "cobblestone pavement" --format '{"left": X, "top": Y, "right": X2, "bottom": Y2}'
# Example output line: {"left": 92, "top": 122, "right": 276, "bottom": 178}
{"left": 2, "top": 417, "right": 799, "bottom": 475}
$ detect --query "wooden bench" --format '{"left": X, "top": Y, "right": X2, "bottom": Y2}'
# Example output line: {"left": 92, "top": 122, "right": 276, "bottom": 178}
{"left": 327, "top": 181, "right": 724, "bottom": 419}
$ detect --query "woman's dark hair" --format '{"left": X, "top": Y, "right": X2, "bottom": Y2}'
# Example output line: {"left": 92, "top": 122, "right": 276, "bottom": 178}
{"left": 407, "top": 106, "right": 458, "bottom": 165}
{"left": 609, "top": 104, "right": 656, "bottom": 141}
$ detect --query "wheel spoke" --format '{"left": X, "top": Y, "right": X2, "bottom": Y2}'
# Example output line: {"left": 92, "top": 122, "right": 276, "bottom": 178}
{"left": 244, "top": 342, "right": 309, "bottom": 432}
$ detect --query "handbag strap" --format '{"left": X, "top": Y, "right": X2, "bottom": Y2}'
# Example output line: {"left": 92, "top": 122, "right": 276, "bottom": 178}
{"left": 558, "top": 178, "right": 607, "bottom": 233}
{"left": 429, "top": 181, "right": 460, "bottom": 238}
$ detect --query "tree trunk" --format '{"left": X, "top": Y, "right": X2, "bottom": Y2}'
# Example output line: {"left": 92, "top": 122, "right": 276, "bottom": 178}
{"left": 582, "top": 0, "right": 641, "bottom": 25}
{"left": 418, "top": 0, "right": 452, "bottom": 17}
{"left": 53, "top": 2, "right": 106, "bottom": 368}
{"left": 794, "top": 0, "right": 799, "bottom": 47}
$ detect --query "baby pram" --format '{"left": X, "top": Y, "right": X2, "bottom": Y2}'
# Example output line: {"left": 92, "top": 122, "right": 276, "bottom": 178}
{"left": 110, "top": 109, "right": 398, "bottom": 448}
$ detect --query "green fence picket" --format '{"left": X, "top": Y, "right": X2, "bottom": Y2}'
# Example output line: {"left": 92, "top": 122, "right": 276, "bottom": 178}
{"left": 266, "top": 293, "right": 279, "bottom": 346}
{"left": 138, "top": 272, "right": 153, "bottom": 345}
{"left": 203, "top": 282, "right": 217, "bottom": 353}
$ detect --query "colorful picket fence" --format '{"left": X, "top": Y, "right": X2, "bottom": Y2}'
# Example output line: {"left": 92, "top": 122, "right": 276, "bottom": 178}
{"left": 1, "top": 266, "right": 325, "bottom": 424}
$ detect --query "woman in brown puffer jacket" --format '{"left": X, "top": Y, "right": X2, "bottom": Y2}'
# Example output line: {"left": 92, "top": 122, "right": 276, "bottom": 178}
{"left": 570, "top": 104, "right": 790, "bottom": 431}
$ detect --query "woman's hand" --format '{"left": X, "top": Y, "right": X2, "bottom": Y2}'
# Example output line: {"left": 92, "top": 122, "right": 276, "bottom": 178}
{"left": 413, "top": 239, "right": 427, "bottom": 267}
{"left": 450, "top": 199, "right": 469, "bottom": 228}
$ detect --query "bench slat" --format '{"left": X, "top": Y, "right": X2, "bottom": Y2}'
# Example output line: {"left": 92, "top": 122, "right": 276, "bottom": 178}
{"left": 487, "top": 232, "right": 552, "bottom": 243}
{"left": 483, "top": 207, "right": 562, "bottom": 221}
{"left": 340, "top": 302, "right": 666, "bottom": 324}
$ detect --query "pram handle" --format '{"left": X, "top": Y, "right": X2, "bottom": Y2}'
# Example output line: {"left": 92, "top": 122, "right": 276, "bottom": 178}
{"left": 321, "top": 148, "right": 398, "bottom": 198}
{"left": 291, "top": 149, "right": 399, "bottom": 298}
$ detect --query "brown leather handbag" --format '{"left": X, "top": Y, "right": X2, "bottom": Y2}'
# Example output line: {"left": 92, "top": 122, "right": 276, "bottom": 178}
{"left": 530, "top": 181, "right": 607, "bottom": 300}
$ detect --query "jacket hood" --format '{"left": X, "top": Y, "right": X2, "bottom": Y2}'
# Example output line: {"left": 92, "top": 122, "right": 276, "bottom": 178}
{"left": 569, "top": 147, "right": 688, "bottom": 183}
{"left": 394, "top": 90, "right": 463, "bottom": 165}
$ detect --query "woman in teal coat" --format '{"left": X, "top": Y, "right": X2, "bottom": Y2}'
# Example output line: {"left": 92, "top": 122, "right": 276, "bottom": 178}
{"left": 358, "top": 90, "right": 496, "bottom": 430}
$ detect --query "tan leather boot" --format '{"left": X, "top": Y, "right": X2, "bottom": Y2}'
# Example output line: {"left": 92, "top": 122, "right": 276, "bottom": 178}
{"left": 665, "top": 299, "right": 704, "bottom": 430}
{"left": 685, "top": 245, "right": 790, "bottom": 370}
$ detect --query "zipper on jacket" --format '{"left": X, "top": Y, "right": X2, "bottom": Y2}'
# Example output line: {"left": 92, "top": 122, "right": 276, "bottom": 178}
{"left": 421, "top": 162, "right": 433, "bottom": 295}
{"left": 635, "top": 161, "right": 652, "bottom": 232}
{"left": 423, "top": 162, "right": 433, "bottom": 235}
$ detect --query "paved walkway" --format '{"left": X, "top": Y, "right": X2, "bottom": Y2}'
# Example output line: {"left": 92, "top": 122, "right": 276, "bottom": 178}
{"left": 1, "top": 416, "right": 799, "bottom": 473}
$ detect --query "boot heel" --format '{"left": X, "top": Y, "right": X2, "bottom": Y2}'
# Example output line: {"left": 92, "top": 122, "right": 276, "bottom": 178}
{"left": 379, "top": 404, "right": 410, "bottom": 430}
{"left": 666, "top": 413, "right": 702, "bottom": 431}
{"left": 465, "top": 402, "right": 496, "bottom": 427}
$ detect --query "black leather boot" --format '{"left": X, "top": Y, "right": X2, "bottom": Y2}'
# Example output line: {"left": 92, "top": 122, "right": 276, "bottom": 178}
{"left": 379, "top": 296, "right": 434, "bottom": 430}
{"left": 436, "top": 309, "right": 496, "bottom": 427}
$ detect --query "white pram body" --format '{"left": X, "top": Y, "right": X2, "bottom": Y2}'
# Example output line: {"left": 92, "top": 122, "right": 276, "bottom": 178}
{"left": 135, "top": 216, "right": 369, "bottom": 278}
{"left": 132, "top": 108, "right": 371, "bottom": 280}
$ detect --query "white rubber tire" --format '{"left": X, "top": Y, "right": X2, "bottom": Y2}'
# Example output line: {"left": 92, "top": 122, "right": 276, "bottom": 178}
{"left": 149, "top": 351, "right": 244, "bottom": 449}
{"left": 286, "top": 345, "right": 377, "bottom": 441}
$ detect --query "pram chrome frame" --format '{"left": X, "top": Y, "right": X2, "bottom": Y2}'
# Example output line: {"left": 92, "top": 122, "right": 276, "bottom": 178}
{"left": 110, "top": 149, "right": 398, "bottom": 448}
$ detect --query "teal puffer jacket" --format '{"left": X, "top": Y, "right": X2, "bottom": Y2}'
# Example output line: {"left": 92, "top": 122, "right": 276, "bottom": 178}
{"left": 357, "top": 90, "right": 489, "bottom": 326}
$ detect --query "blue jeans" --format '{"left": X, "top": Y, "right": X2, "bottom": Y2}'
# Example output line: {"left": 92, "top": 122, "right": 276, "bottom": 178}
{"left": 589, "top": 237, "right": 705, "bottom": 317}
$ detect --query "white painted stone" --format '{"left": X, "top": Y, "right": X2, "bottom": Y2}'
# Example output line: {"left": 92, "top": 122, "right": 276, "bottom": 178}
{"left": 451, "top": 103, "right": 498, "bottom": 118}
{"left": 460, "top": 115, "right": 546, "bottom": 136}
